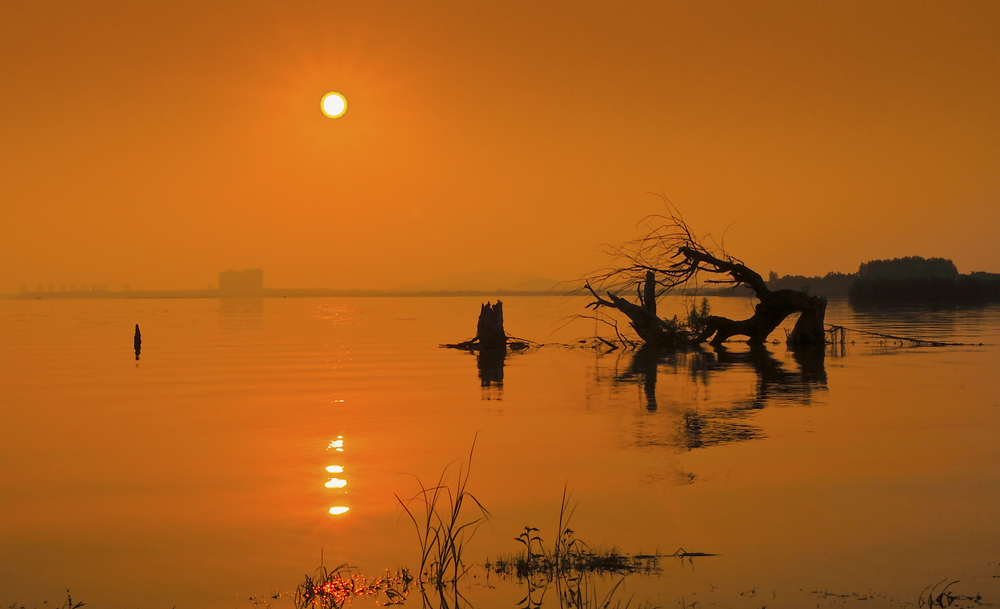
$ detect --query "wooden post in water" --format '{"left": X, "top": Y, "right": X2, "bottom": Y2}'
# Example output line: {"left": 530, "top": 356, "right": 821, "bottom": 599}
{"left": 475, "top": 301, "right": 507, "bottom": 350}
{"left": 643, "top": 271, "right": 657, "bottom": 317}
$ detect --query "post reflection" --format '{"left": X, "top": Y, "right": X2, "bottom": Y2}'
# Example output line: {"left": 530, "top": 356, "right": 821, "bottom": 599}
{"left": 462, "top": 348, "right": 505, "bottom": 400}
{"left": 613, "top": 343, "right": 828, "bottom": 451}
{"left": 326, "top": 434, "right": 349, "bottom": 516}
{"left": 476, "top": 348, "right": 505, "bottom": 387}
{"left": 624, "top": 346, "right": 661, "bottom": 412}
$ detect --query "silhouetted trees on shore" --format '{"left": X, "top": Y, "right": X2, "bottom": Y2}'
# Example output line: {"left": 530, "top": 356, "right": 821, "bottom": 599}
{"left": 765, "top": 256, "right": 1000, "bottom": 305}
{"left": 849, "top": 271, "right": 1000, "bottom": 305}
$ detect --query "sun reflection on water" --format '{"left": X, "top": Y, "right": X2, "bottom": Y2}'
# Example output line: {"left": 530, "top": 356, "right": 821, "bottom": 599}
{"left": 326, "top": 435, "right": 348, "bottom": 516}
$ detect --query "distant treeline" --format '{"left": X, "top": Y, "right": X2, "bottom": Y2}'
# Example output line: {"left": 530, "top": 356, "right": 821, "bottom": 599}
{"left": 7, "top": 287, "right": 584, "bottom": 300}
{"left": 761, "top": 256, "right": 1000, "bottom": 305}
{"left": 765, "top": 271, "right": 856, "bottom": 297}
{"left": 850, "top": 256, "right": 1000, "bottom": 305}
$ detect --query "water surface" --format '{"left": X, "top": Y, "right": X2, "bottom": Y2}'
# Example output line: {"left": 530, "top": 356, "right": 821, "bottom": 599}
{"left": 2, "top": 296, "right": 999, "bottom": 608}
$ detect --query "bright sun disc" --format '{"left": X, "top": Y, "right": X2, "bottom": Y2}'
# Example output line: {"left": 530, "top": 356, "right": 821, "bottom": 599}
{"left": 321, "top": 92, "right": 347, "bottom": 118}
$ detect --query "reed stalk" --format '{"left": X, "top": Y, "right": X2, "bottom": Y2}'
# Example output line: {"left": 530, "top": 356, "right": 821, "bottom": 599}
{"left": 395, "top": 436, "right": 491, "bottom": 588}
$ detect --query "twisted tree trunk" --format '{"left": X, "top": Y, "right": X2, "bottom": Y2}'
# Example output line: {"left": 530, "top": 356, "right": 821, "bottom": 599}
{"left": 678, "top": 246, "right": 826, "bottom": 345}
{"left": 694, "top": 288, "right": 827, "bottom": 346}
{"left": 589, "top": 247, "right": 827, "bottom": 346}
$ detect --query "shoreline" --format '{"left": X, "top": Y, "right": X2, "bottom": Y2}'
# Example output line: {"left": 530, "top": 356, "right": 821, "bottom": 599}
{"left": 4, "top": 287, "right": 756, "bottom": 300}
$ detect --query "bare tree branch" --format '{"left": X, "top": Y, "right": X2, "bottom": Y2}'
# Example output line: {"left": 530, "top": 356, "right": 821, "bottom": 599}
{"left": 580, "top": 197, "right": 828, "bottom": 347}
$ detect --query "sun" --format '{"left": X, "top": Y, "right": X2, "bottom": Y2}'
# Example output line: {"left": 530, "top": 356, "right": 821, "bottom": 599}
{"left": 321, "top": 92, "right": 347, "bottom": 118}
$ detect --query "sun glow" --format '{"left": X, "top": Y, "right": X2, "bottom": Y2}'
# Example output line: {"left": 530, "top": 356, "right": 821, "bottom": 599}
{"left": 329, "top": 507, "right": 350, "bottom": 515}
{"left": 321, "top": 92, "right": 347, "bottom": 118}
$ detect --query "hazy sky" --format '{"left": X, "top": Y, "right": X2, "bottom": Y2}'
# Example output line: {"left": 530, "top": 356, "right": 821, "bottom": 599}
{"left": 3, "top": 1, "right": 999, "bottom": 292}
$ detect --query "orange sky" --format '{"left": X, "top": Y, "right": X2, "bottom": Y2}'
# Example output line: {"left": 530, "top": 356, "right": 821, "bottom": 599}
{"left": 3, "top": 1, "right": 999, "bottom": 292}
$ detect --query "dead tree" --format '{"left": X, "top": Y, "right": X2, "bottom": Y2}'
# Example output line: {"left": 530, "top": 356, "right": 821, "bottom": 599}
{"left": 443, "top": 301, "right": 530, "bottom": 351}
{"left": 584, "top": 202, "right": 827, "bottom": 347}
{"left": 474, "top": 301, "right": 506, "bottom": 349}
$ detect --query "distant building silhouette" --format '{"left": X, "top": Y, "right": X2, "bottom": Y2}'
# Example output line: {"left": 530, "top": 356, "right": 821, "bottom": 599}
{"left": 219, "top": 268, "right": 264, "bottom": 296}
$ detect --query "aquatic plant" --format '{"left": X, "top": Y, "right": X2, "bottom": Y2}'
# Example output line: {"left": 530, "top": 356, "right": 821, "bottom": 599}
{"left": 395, "top": 437, "right": 491, "bottom": 587}
{"left": 917, "top": 579, "right": 984, "bottom": 608}
{"left": 8, "top": 591, "right": 88, "bottom": 609}
{"left": 487, "top": 487, "right": 717, "bottom": 609}
{"left": 60, "top": 591, "right": 84, "bottom": 609}
{"left": 686, "top": 297, "right": 711, "bottom": 337}
{"left": 293, "top": 563, "right": 412, "bottom": 609}
{"left": 488, "top": 487, "right": 666, "bottom": 581}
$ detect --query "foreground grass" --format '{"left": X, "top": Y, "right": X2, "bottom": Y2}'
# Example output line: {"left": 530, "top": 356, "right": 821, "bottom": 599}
{"left": 394, "top": 437, "right": 491, "bottom": 588}
{"left": 7, "top": 590, "right": 85, "bottom": 609}
{"left": 486, "top": 487, "right": 710, "bottom": 582}
{"left": 294, "top": 564, "right": 412, "bottom": 609}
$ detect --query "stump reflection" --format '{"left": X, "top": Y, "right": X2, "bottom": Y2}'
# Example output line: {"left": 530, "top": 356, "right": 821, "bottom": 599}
{"left": 476, "top": 347, "right": 505, "bottom": 388}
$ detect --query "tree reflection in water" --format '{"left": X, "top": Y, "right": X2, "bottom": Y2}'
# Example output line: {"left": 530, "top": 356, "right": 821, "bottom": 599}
{"left": 615, "top": 343, "right": 829, "bottom": 451}
{"left": 476, "top": 347, "right": 505, "bottom": 388}
{"left": 455, "top": 339, "right": 830, "bottom": 448}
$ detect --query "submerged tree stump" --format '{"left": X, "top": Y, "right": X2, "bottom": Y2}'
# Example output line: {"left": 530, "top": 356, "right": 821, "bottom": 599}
{"left": 642, "top": 270, "right": 656, "bottom": 318}
{"left": 443, "top": 301, "right": 530, "bottom": 351}
{"left": 475, "top": 301, "right": 507, "bottom": 350}
{"left": 786, "top": 295, "right": 828, "bottom": 345}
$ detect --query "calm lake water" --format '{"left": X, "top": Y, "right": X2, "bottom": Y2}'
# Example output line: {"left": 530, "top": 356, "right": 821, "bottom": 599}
{"left": 2, "top": 296, "right": 999, "bottom": 608}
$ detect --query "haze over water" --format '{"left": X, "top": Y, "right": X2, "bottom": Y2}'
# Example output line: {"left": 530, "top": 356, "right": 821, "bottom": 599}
{"left": 4, "top": 2, "right": 1000, "bottom": 294}
{"left": 4, "top": 3, "right": 1000, "bottom": 607}
{"left": 2, "top": 296, "right": 999, "bottom": 608}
